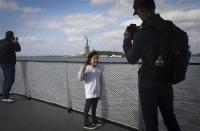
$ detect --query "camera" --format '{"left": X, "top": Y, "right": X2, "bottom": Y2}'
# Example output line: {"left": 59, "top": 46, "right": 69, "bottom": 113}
{"left": 126, "top": 24, "right": 139, "bottom": 39}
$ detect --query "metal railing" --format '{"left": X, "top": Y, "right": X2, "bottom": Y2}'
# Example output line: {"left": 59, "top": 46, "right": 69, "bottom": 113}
{"left": 1, "top": 57, "right": 200, "bottom": 131}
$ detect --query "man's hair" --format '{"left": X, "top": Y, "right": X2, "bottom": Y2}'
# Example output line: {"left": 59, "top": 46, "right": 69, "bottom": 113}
{"left": 133, "top": 0, "right": 156, "bottom": 15}
{"left": 5, "top": 31, "right": 14, "bottom": 39}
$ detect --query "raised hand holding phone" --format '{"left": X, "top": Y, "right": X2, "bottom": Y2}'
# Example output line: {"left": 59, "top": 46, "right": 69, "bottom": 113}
{"left": 11, "top": 37, "right": 18, "bottom": 43}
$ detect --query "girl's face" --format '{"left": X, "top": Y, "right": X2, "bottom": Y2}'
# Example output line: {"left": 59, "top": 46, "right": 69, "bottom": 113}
{"left": 90, "top": 55, "right": 99, "bottom": 67}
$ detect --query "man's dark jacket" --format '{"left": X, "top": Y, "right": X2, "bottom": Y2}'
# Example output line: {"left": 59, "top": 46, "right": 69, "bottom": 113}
{"left": 0, "top": 38, "right": 21, "bottom": 65}
{"left": 123, "top": 14, "right": 170, "bottom": 87}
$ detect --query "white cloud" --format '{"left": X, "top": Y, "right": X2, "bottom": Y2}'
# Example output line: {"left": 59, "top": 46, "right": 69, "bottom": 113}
{"left": 18, "top": 36, "right": 47, "bottom": 56}
{"left": 20, "top": 7, "right": 44, "bottom": 14}
{"left": 19, "top": 36, "right": 41, "bottom": 44}
{"left": 18, "top": 36, "right": 77, "bottom": 56}
{"left": 162, "top": 9, "right": 200, "bottom": 28}
{"left": 90, "top": 0, "right": 133, "bottom": 17}
{"left": 90, "top": 0, "right": 116, "bottom": 5}
{"left": 108, "top": 0, "right": 133, "bottom": 17}
{"left": 109, "top": 0, "right": 200, "bottom": 54}
{"left": 21, "top": 13, "right": 118, "bottom": 56}
{"left": 120, "top": 19, "right": 142, "bottom": 27}
{"left": 32, "top": 20, "right": 63, "bottom": 30}
{"left": 0, "top": 0, "right": 44, "bottom": 14}
{"left": 28, "top": 13, "right": 115, "bottom": 32}
{"left": 63, "top": 13, "right": 116, "bottom": 34}
{"left": 159, "top": 8, "right": 200, "bottom": 54}
{"left": 102, "top": 31, "right": 122, "bottom": 39}
{"left": 89, "top": 30, "right": 124, "bottom": 52}
{"left": 14, "top": 0, "right": 200, "bottom": 55}
{"left": 27, "top": 13, "right": 116, "bottom": 44}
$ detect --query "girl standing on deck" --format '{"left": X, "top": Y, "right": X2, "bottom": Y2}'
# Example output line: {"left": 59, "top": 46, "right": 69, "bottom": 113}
{"left": 78, "top": 50, "right": 103, "bottom": 130}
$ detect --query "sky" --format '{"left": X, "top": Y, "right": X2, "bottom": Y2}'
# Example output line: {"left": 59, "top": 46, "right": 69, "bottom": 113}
{"left": 0, "top": 0, "right": 200, "bottom": 56}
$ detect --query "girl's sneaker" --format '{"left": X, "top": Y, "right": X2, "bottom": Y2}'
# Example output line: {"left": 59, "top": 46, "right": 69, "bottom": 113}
{"left": 84, "top": 123, "right": 97, "bottom": 130}
{"left": 91, "top": 120, "right": 103, "bottom": 127}
{"left": 2, "top": 98, "right": 15, "bottom": 102}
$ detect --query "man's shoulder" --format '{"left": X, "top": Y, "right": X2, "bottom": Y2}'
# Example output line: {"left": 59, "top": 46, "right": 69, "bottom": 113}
{"left": 140, "top": 19, "right": 169, "bottom": 36}
{"left": 0, "top": 39, "right": 7, "bottom": 47}
{"left": 135, "top": 28, "right": 155, "bottom": 39}
{"left": 0, "top": 39, "right": 9, "bottom": 44}
{"left": 0, "top": 39, "right": 4, "bottom": 42}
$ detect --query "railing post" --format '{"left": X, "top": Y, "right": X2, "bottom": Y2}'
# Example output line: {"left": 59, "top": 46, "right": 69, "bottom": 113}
{"left": 66, "top": 63, "right": 72, "bottom": 113}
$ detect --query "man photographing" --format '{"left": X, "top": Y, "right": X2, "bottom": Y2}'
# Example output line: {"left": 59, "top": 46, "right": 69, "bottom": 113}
{"left": 0, "top": 31, "right": 21, "bottom": 102}
{"left": 123, "top": 0, "right": 183, "bottom": 131}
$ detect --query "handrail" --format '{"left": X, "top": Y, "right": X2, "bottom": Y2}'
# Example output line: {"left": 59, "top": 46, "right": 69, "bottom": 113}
{"left": 17, "top": 56, "right": 200, "bottom": 65}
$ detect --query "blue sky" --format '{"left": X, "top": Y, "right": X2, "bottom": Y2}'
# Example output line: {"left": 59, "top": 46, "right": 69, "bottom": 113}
{"left": 0, "top": 0, "right": 200, "bottom": 56}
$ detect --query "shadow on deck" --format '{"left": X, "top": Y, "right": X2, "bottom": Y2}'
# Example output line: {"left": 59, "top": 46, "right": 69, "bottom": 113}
{"left": 0, "top": 95, "right": 135, "bottom": 131}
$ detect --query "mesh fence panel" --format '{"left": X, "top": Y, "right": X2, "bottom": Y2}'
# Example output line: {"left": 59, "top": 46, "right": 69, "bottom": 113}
{"left": 11, "top": 62, "right": 26, "bottom": 95}
{"left": 21, "top": 62, "right": 68, "bottom": 107}
{"left": 67, "top": 63, "right": 139, "bottom": 128}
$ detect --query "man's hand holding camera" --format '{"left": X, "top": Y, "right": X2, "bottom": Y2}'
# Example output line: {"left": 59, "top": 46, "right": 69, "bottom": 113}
{"left": 11, "top": 37, "right": 18, "bottom": 44}
{"left": 124, "top": 31, "right": 132, "bottom": 40}
{"left": 123, "top": 24, "right": 140, "bottom": 55}
{"left": 124, "top": 24, "right": 139, "bottom": 41}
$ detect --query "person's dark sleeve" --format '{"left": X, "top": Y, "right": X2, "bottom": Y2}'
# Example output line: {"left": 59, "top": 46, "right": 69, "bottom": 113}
{"left": 12, "top": 42, "right": 21, "bottom": 52}
{"left": 123, "top": 32, "right": 145, "bottom": 64}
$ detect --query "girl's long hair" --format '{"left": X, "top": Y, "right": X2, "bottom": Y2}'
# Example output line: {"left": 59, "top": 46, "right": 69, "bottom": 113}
{"left": 85, "top": 50, "right": 98, "bottom": 65}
